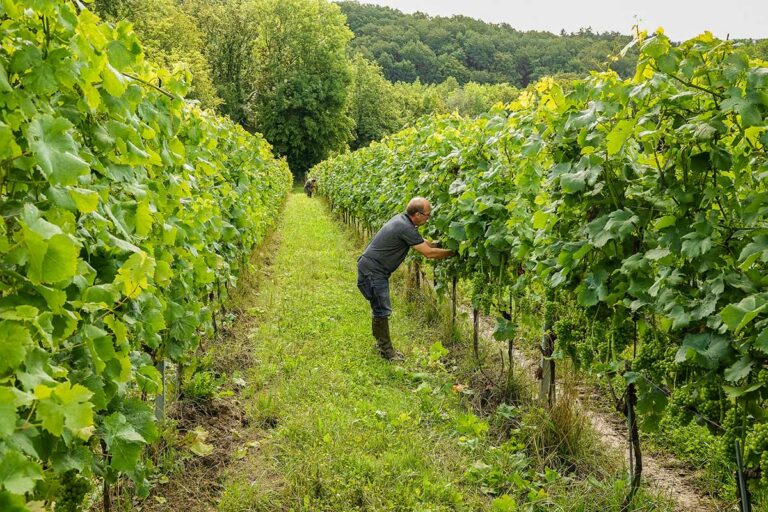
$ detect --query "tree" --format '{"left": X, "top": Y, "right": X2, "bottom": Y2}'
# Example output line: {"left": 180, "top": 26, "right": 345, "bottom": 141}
{"left": 93, "top": 0, "right": 221, "bottom": 109}
{"left": 247, "top": 0, "right": 354, "bottom": 176}
{"left": 181, "top": 0, "right": 260, "bottom": 127}
{"left": 348, "top": 54, "right": 401, "bottom": 149}
{"left": 336, "top": 1, "right": 645, "bottom": 87}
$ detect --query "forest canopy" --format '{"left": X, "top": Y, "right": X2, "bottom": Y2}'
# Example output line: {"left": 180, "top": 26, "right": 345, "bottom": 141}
{"left": 90, "top": 0, "right": 768, "bottom": 173}
{"left": 338, "top": 1, "right": 640, "bottom": 86}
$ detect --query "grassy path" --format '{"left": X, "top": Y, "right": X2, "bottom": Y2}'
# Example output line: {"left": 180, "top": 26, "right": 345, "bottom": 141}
{"left": 218, "top": 193, "right": 492, "bottom": 511}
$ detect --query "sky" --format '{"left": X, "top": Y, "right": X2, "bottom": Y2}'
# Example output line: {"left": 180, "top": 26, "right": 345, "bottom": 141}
{"left": 352, "top": 1, "right": 768, "bottom": 41}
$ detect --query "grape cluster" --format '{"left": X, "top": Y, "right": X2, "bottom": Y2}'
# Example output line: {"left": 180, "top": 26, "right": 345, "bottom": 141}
{"left": 665, "top": 378, "right": 728, "bottom": 429}
{"left": 554, "top": 316, "right": 584, "bottom": 364}
{"left": 694, "top": 380, "right": 725, "bottom": 419}
{"left": 745, "top": 423, "right": 768, "bottom": 486}
{"left": 761, "top": 452, "right": 768, "bottom": 487}
{"left": 667, "top": 387, "right": 697, "bottom": 424}
{"left": 608, "top": 318, "right": 635, "bottom": 355}
{"left": 718, "top": 408, "right": 740, "bottom": 462}
{"left": 634, "top": 331, "right": 677, "bottom": 382}
{"left": 471, "top": 273, "right": 493, "bottom": 312}
{"left": 55, "top": 471, "right": 91, "bottom": 512}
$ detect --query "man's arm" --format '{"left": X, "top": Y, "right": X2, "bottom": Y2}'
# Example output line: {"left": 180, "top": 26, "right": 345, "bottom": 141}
{"left": 412, "top": 242, "right": 455, "bottom": 259}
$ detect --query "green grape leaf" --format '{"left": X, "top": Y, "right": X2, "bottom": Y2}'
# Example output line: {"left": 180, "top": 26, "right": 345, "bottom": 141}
{"left": 724, "top": 356, "right": 753, "bottom": 383}
{"left": 738, "top": 103, "right": 762, "bottom": 128}
{"left": 755, "top": 328, "right": 768, "bottom": 355}
{"left": 0, "top": 451, "right": 43, "bottom": 495}
{"left": 532, "top": 210, "right": 551, "bottom": 229}
{"left": 107, "top": 37, "right": 140, "bottom": 70}
{"left": 680, "top": 233, "right": 712, "bottom": 259}
{"left": 69, "top": 187, "right": 100, "bottom": 213}
{"left": 102, "top": 412, "right": 146, "bottom": 471}
{"left": 103, "top": 412, "right": 146, "bottom": 444}
{"left": 448, "top": 221, "right": 466, "bottom": 242}
{"left": 16, "top": 348, "right": 56, "bottom": 391}
{"left": 135, "top": 199, "right": 153, "bottom": 237}
{"left": 120, "top": 399, "right": 158, "bottom": 444}
{"left": 34, "top": 284, "right": 67, "bottom": 313}
{"left": 723, "top": 383, "right": 763, "bottom": 398}
{"left": 0, "top": 61, "right": 12, "bottom": 92}
{"left": 24, "top": 230, "right": 80, "bottom": 285}
{"left": 0, "top": 490, "right": 28, "bottom": 512}
{"left": 0, "top": 321, "right": 33, "bottom": 372}
{"left": 0, "top": 387, "right": 19, "bottom": 438}
{"left": 721, "top": 295, "right": 768, "bottom": 333}
{"left": 27, "top": 115, "right": 90, "bottom": 186}
{"left": 114, "top": 252, "right": 155, "bottom": 298}
{"left": 82, "top": 284, "right": 121, "bottom": 307}
{"left": 35, "top": 382, "right": 94, "bottom": 439}
{"left": 136, "top": 365, "right": 163, "bottom": 394}
{"left": 559, "top": 171, "right": 586, "bottom": 193}
{"left": 674, "top": 333, "right": 730, "bottom": 368}
{"left": 606, "top": 119, "right": 635, "bottom": 156}
{"left": 0, "top": 122, "right": 21, "bottom": 161}
{"left": 645, "top": 247, "right": 670, "bottom": 261}
{"left": 102, "top": 64, "right": 127, "bottom": 97}
{"left": 493, "top": 317, "right": 516, "bottom": 341}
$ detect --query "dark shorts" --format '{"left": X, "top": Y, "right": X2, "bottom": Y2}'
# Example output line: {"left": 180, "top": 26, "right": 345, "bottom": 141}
{"left": 357, "top": 272, "right": 392, "bottom": 318}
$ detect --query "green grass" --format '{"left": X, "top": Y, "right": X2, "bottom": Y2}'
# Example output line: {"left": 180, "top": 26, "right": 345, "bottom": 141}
{"left": 217, "top": 193, "right": 676, "bottom": 512}
{"left": 218, "top": 193, "right": 496, "bottom": 511}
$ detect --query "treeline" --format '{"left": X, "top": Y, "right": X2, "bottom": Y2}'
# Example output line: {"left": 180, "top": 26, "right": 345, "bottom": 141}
{"left": 84, "top": 0, "right": 529, "bottom": 172}
{"left": 348, "top": 55, "right": 519, "bottom": 150}
{"left": 339, "top": 1, "right": 639, "bottom": 86}
{"left": 340, "top": 2, "right": 768, "bottom": 87}
{"left": 93, "top": 0, "right": 767, "bottom": 174}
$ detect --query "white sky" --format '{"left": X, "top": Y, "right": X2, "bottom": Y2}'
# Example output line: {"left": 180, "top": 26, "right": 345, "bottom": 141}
{"left": 352, "top": 1, "right": 768, "bottom": 41}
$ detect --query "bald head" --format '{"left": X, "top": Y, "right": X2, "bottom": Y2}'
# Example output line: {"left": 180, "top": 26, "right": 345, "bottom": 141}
{"left": 406, "top": 197, "right": 432, "bottom": 226}
{"left": 406, "top": 197, "right": 430, "bottom": 217}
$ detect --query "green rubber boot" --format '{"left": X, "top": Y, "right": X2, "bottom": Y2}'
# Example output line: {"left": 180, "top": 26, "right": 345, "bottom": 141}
{"left": 372, "top": 316, "right": 403, "bottom": 361}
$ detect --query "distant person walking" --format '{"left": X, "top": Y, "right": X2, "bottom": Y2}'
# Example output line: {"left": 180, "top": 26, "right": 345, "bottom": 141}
{"left": 357, "top": 197, "right": 455, "bottom": 360}
{"left": 304, "top": 178, "right": 317, "bottom": 197}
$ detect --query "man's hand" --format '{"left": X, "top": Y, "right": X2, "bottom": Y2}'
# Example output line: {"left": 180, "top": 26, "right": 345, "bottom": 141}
{"left": 426, "top": 239, "right": 442, "bottom": 249}
{"left": 413, "top": 242, "right": 455, "bottom": 259}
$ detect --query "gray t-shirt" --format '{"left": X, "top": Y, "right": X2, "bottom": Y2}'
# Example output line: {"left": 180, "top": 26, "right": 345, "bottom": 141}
{"left": 358, "top": 213, "right": 424, "bottom": 278}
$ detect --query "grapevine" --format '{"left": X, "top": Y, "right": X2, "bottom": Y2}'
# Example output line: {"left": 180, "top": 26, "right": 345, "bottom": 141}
{"left": 312, "top": 28, "right": 768, "bottom": 488}
{"left": 0, "top": 1, "right": 291, "bottom": 508}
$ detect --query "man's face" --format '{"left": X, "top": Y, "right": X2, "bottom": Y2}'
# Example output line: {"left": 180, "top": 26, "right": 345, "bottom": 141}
{"left": 414, "top": 204, "right": 431, "bottom": 226}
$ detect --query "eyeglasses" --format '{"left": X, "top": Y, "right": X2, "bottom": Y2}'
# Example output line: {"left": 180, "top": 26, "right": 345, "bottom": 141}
{"left": 418, "top": 210, "right": 431, "bottom": 217}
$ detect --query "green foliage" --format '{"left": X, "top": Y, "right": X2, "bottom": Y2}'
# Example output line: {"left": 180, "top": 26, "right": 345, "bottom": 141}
{"left": 338, "top": 1, "right": 640, "bottom": 86}
{"left": 93, "top": 0, "right": 221, "bottom": 109}
{"left": 182, "top": 370, "right": 223, "bottom": 402}
{"left": 312, "top": 29, "right": 768, "bottom": 492}
{"left": 389, "top": 78, "right": 519, "bottom": 124}
{"left": 180, "top": 0, "right": 260, "bottom": 127}
{"left": 247, "top": 0, "right": 355, "bottom": 175}
{"left": 0, "top": 1, "right": 291, "bottom": 509}
{"left": 95, "top": 0, "right": 523, "bottom": 152}
{"left": 348, "top": 53, "right": 402, "bottom": 149}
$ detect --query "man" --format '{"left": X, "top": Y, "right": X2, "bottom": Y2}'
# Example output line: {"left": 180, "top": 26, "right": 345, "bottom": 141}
{"left": 304, "top": 177, "right": 317, "bottom": 197}
{"left": 357, "top": 197, "right": 455, "bottom": 360}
